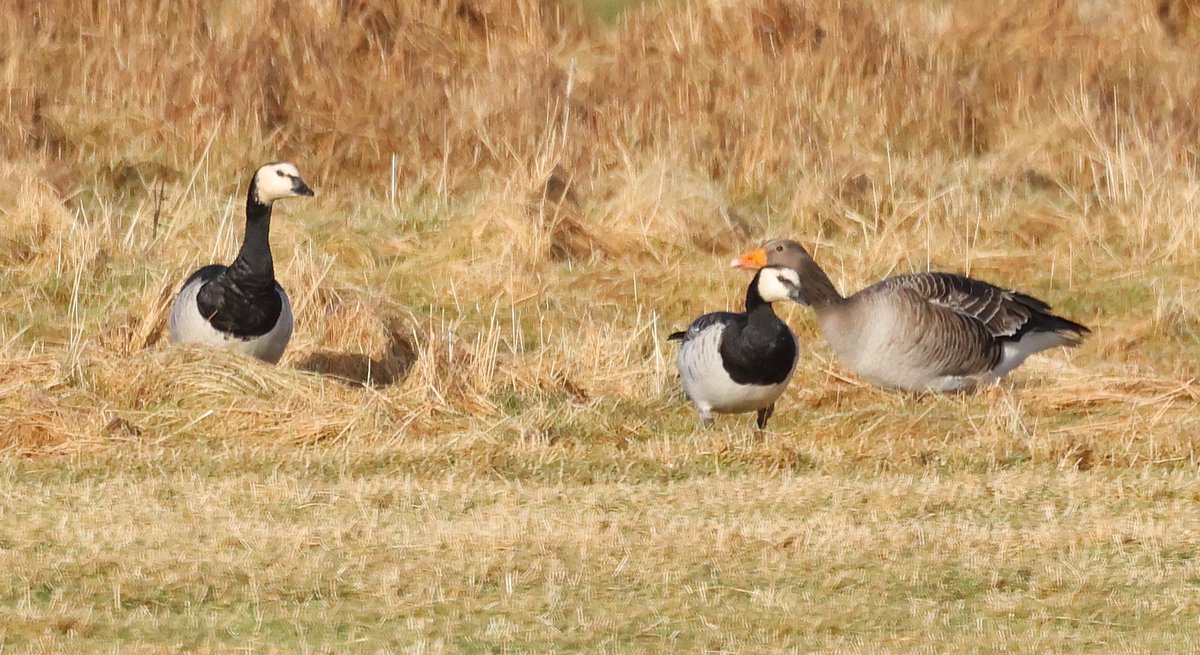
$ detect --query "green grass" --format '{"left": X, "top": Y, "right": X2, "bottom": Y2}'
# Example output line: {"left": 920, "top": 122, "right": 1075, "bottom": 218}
{"left": 3, "top": 445, "right": 1200, "bottom": 652}
{"left": 569, "top": 0, "right": 649, "bottom": 23}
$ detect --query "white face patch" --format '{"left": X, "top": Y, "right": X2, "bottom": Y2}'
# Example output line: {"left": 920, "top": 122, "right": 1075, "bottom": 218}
{"left": 756, "top": 267, "right": 801, "bottom": 303}
{"left": 253, "top": 162, "right": 308, "bottom": 204}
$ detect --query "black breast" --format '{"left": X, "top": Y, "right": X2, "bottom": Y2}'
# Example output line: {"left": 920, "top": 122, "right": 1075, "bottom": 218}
{"left": 193, "top": 263, "right": 283, "bottom": 338}
{"left": 717, "top": 307, "right": 796, "bottom": 386}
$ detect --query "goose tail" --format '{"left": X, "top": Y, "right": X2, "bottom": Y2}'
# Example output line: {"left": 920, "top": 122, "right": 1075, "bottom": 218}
{"left": 1029, "top": 313, "right": 1091, "bottom": 347}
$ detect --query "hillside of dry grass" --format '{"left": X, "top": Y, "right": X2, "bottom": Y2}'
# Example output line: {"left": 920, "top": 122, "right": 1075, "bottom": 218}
{"left": 2, "top": 0, "right": 1200, "bottom": 651}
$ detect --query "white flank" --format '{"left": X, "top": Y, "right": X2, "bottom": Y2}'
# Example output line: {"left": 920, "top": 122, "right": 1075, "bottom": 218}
{"left": 168, "top": 276, "right": 294, "bottom": 364}
{"left": 993, "top": 330, "right": 1074, "bottom": 378}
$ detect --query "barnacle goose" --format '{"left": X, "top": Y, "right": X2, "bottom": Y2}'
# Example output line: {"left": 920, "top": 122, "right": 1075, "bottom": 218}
{"left": 733, "top": 239, "right": 1090, "bottom": 393}
{"left": 669, "top": 265, "right": 804, "bottom": 429}
{"left": 167, "top": 162, "right": 314, "bottom": 364}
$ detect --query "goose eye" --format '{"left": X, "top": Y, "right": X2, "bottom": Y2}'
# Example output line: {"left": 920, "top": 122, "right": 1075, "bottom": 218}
{"left": 276, "top": 170, "right": 286, "bottom": 177}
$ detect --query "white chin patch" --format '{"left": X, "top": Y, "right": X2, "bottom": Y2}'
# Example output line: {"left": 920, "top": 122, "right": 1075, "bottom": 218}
{"left": 254, "top": 163, "right": 303, "bottom": 203}
{"left": 757, "top": 269, "right": 800, "bottom": 303}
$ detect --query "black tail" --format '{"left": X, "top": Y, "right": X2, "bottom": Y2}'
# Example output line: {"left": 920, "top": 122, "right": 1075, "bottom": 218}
{"left": 1016, "top": 311, "right": 1091, "bottom": 345}
{"left": 1049, "top": 314, "right": 1090, "bottom": 337}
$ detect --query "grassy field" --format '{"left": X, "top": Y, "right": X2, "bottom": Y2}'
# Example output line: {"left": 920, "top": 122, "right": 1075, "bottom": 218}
{"left": 3, "top": 0, "right": 1200, "bottom": 651}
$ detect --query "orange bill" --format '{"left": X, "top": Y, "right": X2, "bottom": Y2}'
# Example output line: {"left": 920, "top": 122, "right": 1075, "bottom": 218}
{"left": 730, "top": 248, "right": 768, "bottom": 270}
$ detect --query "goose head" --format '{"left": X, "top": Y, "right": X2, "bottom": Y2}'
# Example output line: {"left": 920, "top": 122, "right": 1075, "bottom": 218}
{"left": 754, "top": 265, "right": 805, "bottom": 304}
{"left": 252, "top": 162, "right": 315, "bottom": 204}
{"left": 731, "top": 238, "right": 811, "bottom": 272}
{"left": 733, "top": 239, "right": 841, "bottom": 307}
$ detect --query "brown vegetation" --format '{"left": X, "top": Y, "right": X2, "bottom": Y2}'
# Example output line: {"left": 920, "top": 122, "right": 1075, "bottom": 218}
{"left": 2, "top": 0, "right": 1200, "bottom": 650}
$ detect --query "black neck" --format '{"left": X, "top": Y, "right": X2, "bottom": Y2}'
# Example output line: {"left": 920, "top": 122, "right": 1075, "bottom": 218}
{"left": 743, "top": 271, "right": 781, "bottom": 323}
{"left": 228, "top": 189, "right": 275, "bottom": 288}
{"left": 744, "top": 270, "right": 768, "bottom": 312}
{"left": 716, "top": 270, "right": 795, "bottom": 386}
{"left": 745, "top": 296, "right": 779, "bottom": 326}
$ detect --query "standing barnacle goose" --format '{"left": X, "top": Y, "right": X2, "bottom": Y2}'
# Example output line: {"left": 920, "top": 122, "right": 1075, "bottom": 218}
{"left": 168, "top": 162, "right": 314, "bottom": 364}
{"left": 669, "top": 265, "right": 805, "bottom": 429}
{"left": 733, "top": 239, "right": 1091, "bottom": 393}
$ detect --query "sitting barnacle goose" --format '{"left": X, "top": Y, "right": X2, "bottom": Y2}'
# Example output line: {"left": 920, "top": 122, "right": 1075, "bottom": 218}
{"left": 669, "top": 265, "right": 805, "bottom": 429}
{"left": 168, "top": 162, "right": 314, "bottom": 364}
{"left": 732, "top": 239, "right": 1091, "bottom": 393}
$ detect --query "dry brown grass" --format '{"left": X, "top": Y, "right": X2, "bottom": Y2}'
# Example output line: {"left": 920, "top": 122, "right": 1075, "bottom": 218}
{"left": 2, "top": 0, "right": 1200, "bottom": 650}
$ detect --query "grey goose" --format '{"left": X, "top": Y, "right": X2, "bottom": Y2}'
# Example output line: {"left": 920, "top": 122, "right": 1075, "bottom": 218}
{"left": 669, "top": 265, "right": 805, "bottom": 429}
{"left": 168, "top": 162, "right": 315, "bottom": 364}
{"left": 733, "top": 239, "right": 1090, "bottom": 393}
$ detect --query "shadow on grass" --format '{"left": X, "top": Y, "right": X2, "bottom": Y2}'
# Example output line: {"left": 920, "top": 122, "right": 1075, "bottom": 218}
{"left": 294, "top": 319, "right": 418, "bottom": 389}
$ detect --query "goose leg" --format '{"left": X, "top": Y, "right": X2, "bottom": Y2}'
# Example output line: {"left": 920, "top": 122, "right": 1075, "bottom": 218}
{"left": 756, "top": 404, "right": 775, "bottom": 430}
{"left": 697, "top": 406, "right": 714, "bottom": 429}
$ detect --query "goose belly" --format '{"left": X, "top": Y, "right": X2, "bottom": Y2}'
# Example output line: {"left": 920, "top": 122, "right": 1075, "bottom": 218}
{"left": 822, "top": 305, "right": 1004, "bottom": 393}
{"left": 822, "top": 307, "right": 956, "bottom": 393}
{"left": 168, "top": 278, "right": 294, "bottom": 364}
{"left": 676, "top": 326, "right": 795, "bottom": 414}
